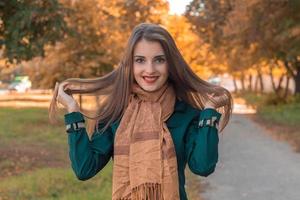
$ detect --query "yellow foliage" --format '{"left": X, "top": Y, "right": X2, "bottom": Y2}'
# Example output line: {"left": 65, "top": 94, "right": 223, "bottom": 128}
{"left": 163, "top": 15, "right": 214, "bottom": 79}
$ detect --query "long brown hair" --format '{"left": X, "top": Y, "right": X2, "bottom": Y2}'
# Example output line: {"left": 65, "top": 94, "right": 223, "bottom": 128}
{"left": 49, "top": 23, "right": 233, "bottom": 134}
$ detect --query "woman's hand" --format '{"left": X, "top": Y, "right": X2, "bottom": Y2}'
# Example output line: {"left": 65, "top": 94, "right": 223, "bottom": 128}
{"left": 55, "top": 82, "right": 80, "bottom": 113}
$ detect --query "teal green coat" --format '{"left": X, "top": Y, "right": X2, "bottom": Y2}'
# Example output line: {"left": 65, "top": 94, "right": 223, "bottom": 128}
{"left": 64, "top": 98, "right": 221, "bottom": 200}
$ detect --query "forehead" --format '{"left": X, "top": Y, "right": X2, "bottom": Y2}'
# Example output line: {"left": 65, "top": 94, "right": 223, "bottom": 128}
{"left": 133, "top": 39, "right": 165, "bottom": 56}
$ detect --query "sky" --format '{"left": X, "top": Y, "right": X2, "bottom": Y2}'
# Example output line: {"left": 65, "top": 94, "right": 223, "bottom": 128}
{"left": 167, "top": 0, "right": 192, "bottom": 15}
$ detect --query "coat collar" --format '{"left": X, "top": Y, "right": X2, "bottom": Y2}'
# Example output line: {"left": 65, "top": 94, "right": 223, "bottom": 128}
{"left": 166, "top": 98, "right": 188, "bottom": 128}
{"left": 174, "top": 98, "right": 187, "bottom": 113}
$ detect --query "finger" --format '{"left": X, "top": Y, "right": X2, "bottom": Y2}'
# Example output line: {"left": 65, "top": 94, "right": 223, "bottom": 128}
{"left": 56, "top": 93, "right": 60, "bottom": 102}
{"left": 58, "top": 82, "right": 70, "bottom": 94}
{"left": 60, "top": 82, "right": 68, "bottom": 89}
{"left": 54, "top": 82, "right": 60, "bottom": 102}
{"left": 54, "top": 82, "right": 59, "bottom": 92}
{"left": 58, "top": 83, "right": 68, "bottom": 95}
{"left": 57, "top": 83, "right": 68, "bottom": 103}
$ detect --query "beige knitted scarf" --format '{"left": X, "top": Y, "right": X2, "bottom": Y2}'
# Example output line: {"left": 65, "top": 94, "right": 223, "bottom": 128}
{"left": 112, "top": 81, "right": 180, "bottom": 200}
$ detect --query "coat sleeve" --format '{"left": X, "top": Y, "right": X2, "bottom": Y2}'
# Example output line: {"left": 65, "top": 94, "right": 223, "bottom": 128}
{"left": 185, "top": 108, "right": 222, "bottom": 177}
{"left": 64, "top": 112, "right": 113, "bottom": 180}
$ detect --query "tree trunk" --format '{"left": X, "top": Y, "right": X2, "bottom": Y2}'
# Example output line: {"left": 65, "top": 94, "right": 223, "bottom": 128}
{"left": 269, "top": 65, "right": 285, "bottom": 97}
{"left": 256, "top": 68, "right": 264, "bottom": 93}
{"left": 248, "top": 74, "right": 253, "bottom": 91}
{"left": 283, "top": 58, "right": 300, "bottom": 95}
{"left": 233, "top": 77, "right": 238, "bottom": 93}
{"left": 269, "top": 66, "right": 277, "bottom": 92}
{"left": 254, "top": 75, "right": 259, "bottom": 92}
{"left": 276, "top": 74, "right": 284, "bottom": 93}
{"left": 295, "top": 66, "right": 300, "bottom": 94}
{"left": 284, "top": 75, "right": 290, "bottom": 98}
{"left": 241, "top": 73, "right": 245, "bottom": 91}
{"left": 259, "top": 74, "right": 264, "bottom": 93}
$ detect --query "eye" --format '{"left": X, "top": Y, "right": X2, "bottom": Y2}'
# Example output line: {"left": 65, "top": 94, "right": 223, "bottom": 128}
{"left": 155, "top": 57, "right": 166, "bottom": 64}
{"left": 135, "top": 58, "right": 145, "bottom": 63}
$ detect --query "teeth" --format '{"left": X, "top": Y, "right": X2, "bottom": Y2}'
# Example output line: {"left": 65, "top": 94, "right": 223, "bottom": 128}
{"left": 145, "top": 77, "right": 156, "bottom": 79}
{"left": 143, "top": 76, "right": 158, "bottom": 82}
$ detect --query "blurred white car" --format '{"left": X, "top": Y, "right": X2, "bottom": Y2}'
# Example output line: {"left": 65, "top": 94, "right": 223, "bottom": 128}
{"left": 208, "top": 76, "right": 221, "bottom": 86}
{"left": 8, "top": 76, "right": 32, "bottom": 92}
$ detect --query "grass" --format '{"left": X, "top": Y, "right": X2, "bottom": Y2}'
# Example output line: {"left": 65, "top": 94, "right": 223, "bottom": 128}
{"left": 0, "top": 107, "right": 65, "bottom": 145}
{"left": 258, "top": 103, "right": 300, "bottom": 126}
{"left": 0, "top": 165, "right": 113, "bottom": 200}
{"left": 0, "top": 107, "right": 204, "bottom": 199}
{"left": 0, "top": 107, "right": 113, "bottom": 200}
{"left": 236, "top": 91, "right": 300, "bottom": 152}
{"left": 238, "top": 92, "right": 300, "bottom": 126}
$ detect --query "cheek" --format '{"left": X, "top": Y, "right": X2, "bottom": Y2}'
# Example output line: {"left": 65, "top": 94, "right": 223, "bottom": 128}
{"left": 161, "top": 64, "right": 169, "bottom": 78}
{"left": 133, "top": 65, "right": 141, "bottom": 80}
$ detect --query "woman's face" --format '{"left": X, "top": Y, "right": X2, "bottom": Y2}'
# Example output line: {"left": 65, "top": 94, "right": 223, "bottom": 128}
{"left": 133, "top": 39, "right": 169, "bottom": 92}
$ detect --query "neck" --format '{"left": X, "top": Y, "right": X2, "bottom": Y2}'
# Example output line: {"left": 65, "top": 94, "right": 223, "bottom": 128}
{"left": 132, "top": 82, "right": 170, "bottom": 102}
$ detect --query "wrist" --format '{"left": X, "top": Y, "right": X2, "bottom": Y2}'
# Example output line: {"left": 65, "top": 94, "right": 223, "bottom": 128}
{"left": 67, "top": 102, "right": 79, "bottom": 113}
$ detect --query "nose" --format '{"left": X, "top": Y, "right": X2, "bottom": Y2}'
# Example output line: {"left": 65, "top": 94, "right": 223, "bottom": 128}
{"left": 144, "top": 61, "right": 155, "bottom": 73}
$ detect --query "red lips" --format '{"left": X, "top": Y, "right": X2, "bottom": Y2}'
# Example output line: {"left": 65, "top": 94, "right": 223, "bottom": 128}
{"left": 143, "top": 76, "right": 159, "bottom": 84}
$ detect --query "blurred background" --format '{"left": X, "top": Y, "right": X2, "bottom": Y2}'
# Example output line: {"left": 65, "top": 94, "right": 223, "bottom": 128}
{"left": 0, "top": 0, "right": 300, "bottom": 200}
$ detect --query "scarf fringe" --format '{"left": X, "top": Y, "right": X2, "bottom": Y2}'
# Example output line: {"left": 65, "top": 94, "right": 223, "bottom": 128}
{"left": 117, "top": 183, "right": 163, "bottom": 200}
{"left": 132, "top": 183, "right": 163, "bottom": 200}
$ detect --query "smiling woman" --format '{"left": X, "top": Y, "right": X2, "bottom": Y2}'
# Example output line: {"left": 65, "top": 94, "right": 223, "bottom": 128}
{"left": 49, "top": 23, "right": 232, "bottom": 200}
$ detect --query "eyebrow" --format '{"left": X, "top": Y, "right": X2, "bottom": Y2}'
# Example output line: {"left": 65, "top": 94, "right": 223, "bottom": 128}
{"left": 134, "top": 54, "right": 166, "bottom": 58}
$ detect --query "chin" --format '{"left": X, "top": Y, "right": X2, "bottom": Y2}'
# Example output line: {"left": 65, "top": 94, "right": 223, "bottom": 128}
{"left": 141, "top": 86, "right": 159, "bottom": 92}
{"left": 140, "top": 83, "right": 163, "bottom": 92}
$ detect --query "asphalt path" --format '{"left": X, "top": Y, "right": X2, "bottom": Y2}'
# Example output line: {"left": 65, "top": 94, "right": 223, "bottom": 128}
{"left": 200, "top": 114, "right": 300, "bottom": 200}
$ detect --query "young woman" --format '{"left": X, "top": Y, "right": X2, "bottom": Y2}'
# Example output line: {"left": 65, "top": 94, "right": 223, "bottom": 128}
{"left": 49, "top": 23, "right": 232, "bottom": 200}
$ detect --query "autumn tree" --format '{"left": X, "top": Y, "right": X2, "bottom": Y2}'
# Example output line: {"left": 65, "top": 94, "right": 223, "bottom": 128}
{"left": 186, "top": 0, "right": 300, "bottom": 95}
{"left": 0, "top": 0, "right": 70, "bottom": 63}
{"left": 165, "top": 15, "right": 214, "bottom": 79}
{"left": 246, "top": 0, "right": 300, "bottom": 94}
{"left": 24, "top": 0, "right": 170, "bottom": 88}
